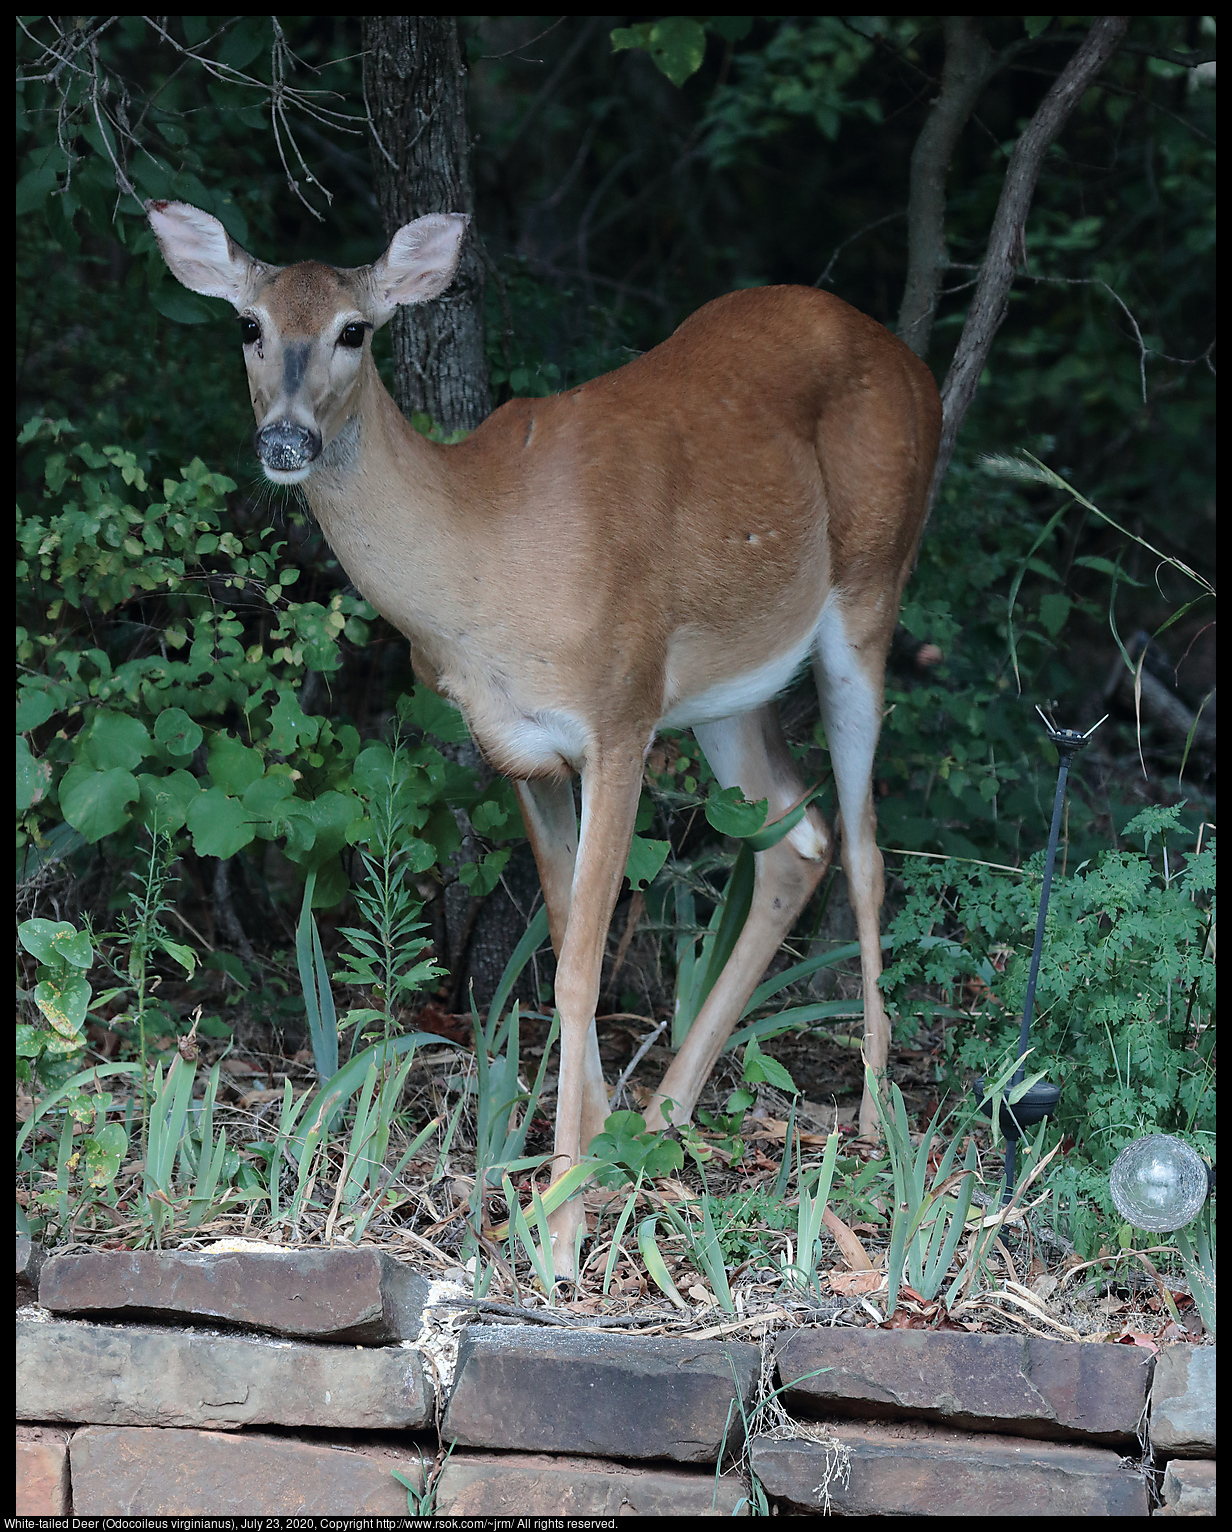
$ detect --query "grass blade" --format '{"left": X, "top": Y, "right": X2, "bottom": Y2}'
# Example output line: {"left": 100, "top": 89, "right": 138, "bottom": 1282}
{"left": 638, "top": 1215, "right": 687, "bottom": 1310}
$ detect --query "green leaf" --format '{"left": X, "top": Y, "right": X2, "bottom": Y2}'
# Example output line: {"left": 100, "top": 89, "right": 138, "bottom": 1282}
{"left": 1038, "top": 592, "right": 1072, "bottom": 637}
{"left": 150, "top": 285, "right": 215, "bottom": 325}
{"left": 34, "top": 972, "right": 92, "bottom": 1036}
{"left": 705, "top": 785, "right": 769, "bottom": 838}
{"left": 742, "top": 1036, "right": 799, "bottom": 1094}
{"left": 625, "top": 835, "right": 670, "bottom": 891}
{"left": 207, "top": 731, "right": 265, "bottom": 795}
{"left": 16, "top": 688, "right": 56, "bottom": 733}
{"left": 157, "top": 936, "right": 198, "bottom": 977}
{"left": 1023, "top": 17, "right": 1053, "bottom": 39}
{"left": 59, "top": 764, "right": 140, "bottom": 841}
{"left": 82, "top": 1123, "right": 128, "bottom": 1188}
{"left": 295, "top": 791, "right": 365, "bottom": 866}
{"left": 15, "top": 1024, "right": 52, "bottom": 1058}
{"left": 16, "top": 160, "right": 62, "bottom": 216}
{"left": 612, "top": 18, "right": 707, "bottom": 86}
{"left": 399, "top": 683, "right": 471, "bottom": 744}
{"left": 17, "top": 737, "right": 51, "bottom": 814}
{"left": 242, "top": 771, "right": 295, "bottom": 823}
{"left": 154, "top": 707, "right": 203, "bottom": 758}
{"left": 18, "top": 918, "right": 93, "bottom": 969}
{"left": 638, "top": 1216, "right": 689, "bottom": 1308}
{"left": 458, "top": 848, "right": 512, "bottom": 897}
{"left": 82, "top": 710, "right": 151, "bottom": 771}
{"left": 135, "top": 769, "right": 201, "bottom": 833}
{"left": 186, "top": 787, "right": 253, "bottom": 858}
{"left": 268, "top": 688, "right": 321, "bottom": 753}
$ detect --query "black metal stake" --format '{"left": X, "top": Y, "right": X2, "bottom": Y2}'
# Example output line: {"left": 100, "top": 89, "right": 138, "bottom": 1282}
{"left": 982, "top": 709, "right": 1105, "bottom": 1205}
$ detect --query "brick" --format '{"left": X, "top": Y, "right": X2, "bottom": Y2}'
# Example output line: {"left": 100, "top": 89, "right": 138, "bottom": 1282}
{"left": 443, "top": 1325, "right": 760, "bottom": 1464}
{"left": 1151, "top": 1346, "right": 1216, "bottom": 1458}
{"left": 17, "top": 1316, "right": 430, "bottom": 1430}
{"left": 16, "top": 1233, "right": 44, "bottom": 1307}
{"left": 38, "top": 1246, "right": 431, "bottom": 1342}
{"left": 777, "top": 1327, "right": 1151, "bottom": 1447}
{"left": 16, "top": 1425, "right": 72, "bottom": 1516}
{"left": 69, "top": 1426, "right": 428, "bottom": 1515}
{"left": 752, "top": 1424, "right": 1149, "bottom": 1516}
{"left": 436, "top": 1450, "right": 748, "bottom": 1515}
{"left": 1159, "top": 1458, "right": 1216, "bottom": 1516}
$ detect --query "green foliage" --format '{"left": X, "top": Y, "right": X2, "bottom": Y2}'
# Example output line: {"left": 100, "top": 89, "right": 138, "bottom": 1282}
{"left": 1174, "top": 1204, "right": 1216, "bottom": 1338}
{"left": 295, "top": 872, "right": 340, "bottom": 1086}
{"left": 588, "top": 1111, "right": 685, "bottom": 1187}
{"left": 883, "top": 805, "right": 1215, "bottom": 1253}
{"left": 16, "top": 420, "right": 487, "bottom": 901}
{"left": 17, "top": 917, "right": 95, "bottom": 1071}
{"left": 336, "top": 1052, "right": 443, "bottom": 1244}
{"left": 701, "top": 17, "right": 885, "bottom": 163}
{"left": 691, "top": 1186, "right": 798, "bottom": 1264}
{"left": 333, "top": 738, "right": 442, "bottom": 1043}
{"left": 611, "top": 19, "right": 709, "bottom": 88}
{"left": 659, "top": 1184, "right": 737, "bottom": 1312}
{"left": 777, "top": 1130, "right": 842, "bottom": 1295}
{"left": 871, "top": 1074, "right": 978, "bottom": 1312}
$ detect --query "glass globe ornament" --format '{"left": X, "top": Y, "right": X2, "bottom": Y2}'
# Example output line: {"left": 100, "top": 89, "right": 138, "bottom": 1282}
{"left": 1109, "top": 1135, "right": 1210, "bottom": 1233}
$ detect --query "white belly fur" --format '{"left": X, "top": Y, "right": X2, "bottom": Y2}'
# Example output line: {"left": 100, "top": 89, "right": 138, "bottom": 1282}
{"left": 659, "top": 606, "right": 823, "bottom": 730}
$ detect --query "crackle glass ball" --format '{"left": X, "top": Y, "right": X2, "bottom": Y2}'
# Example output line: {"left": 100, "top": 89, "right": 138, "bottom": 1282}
{"left": 1109, "top": 1135, "right": 1209, "bottom": 1233}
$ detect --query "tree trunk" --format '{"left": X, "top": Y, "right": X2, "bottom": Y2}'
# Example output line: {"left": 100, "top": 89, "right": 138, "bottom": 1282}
{"left": 927, "top": 16, "right": 1129, "bottom": 510}
{"left": 897, "top": 18, "right": 996, "bottom": 360}
{"left": 361, "top": 16, "right": 491, "bottom": 432}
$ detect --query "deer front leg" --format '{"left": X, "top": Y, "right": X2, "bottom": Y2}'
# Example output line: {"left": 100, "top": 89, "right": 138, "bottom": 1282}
{"left": 545, "top": 756, "right": 644, "bottom": 1280}
{"left": 514, "top": 777, "right": 610, "bottom": 1152}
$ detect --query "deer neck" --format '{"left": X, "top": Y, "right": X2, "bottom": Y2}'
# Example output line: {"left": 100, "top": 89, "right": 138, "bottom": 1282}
{"left": 298, "top": 356, "right": 472, "bottom": 673}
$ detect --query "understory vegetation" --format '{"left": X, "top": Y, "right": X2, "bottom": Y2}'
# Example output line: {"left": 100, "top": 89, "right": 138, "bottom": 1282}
{"left": 16, "top": 16, "right": 1215, "bottom": 1335}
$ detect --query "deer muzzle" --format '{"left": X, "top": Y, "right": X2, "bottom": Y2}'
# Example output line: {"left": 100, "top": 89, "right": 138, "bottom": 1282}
{"left": 255, "top": 421, "right": 322, "bottom": 477}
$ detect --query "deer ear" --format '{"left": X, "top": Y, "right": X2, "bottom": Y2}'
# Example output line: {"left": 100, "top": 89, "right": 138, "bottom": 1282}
{"left": 146, "top": 200, "right": 265, "bottom": 310}
{"left": 366, "top": 214, "right": 469, "bottom": 326}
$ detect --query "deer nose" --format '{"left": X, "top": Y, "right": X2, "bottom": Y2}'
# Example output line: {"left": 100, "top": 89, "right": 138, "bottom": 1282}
{"left": 255, "top": 421, "right": 322, "bottom": 473}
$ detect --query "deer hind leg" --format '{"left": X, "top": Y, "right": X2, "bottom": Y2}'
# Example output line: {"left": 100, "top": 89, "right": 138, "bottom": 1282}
{"left": 645, "top": 704, "right": 833, "bottom": 1130}
{"left": 532, "top": 758, "right": 644, "bottom": 1279}
{"left": 812, "top": 601, "right": 893, "bottom": 1137}
{"left": 514, "top": 779, "right": 610, "bottom": 1157}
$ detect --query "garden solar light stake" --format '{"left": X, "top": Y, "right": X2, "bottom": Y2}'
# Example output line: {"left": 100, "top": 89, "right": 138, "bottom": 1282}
{"left": 978, "top": 708, "right": 1106, "bottom": 1206}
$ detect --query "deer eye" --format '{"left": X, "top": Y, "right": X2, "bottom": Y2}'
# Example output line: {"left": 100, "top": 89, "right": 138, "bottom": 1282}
{"left": 239, "top": 316, "right": 260, "bottom": 346}
{"left": 338, "top": 322, "right": 366, "bottom": 349}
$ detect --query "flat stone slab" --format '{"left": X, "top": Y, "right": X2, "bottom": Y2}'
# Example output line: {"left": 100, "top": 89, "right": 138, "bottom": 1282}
{"left": 70, "top": 1426, "right": 427, "bottom": 1515}
{"left": 443, "top": 1325, "right": 760, "bottom": 1464}
{"left": 16, "top": 1425, "right": 73, "bottom": 1516}
{"left": 1160, "top": 1458, "right": 1215, "bottom": 1516}
{"left": 38, "top": 1246, "right": 431, "bottom": 1343}
{"left": 1150, "top": 1345, "right": 1215, "bottom": 1458}
{"left": 17, "top": 1316, "right": 430, "bottom": 1430}
{"left": 752, "top": 1424, "right": 1149, "bottom": 1516}
{"left": 436, "top": 1450, "right": 748, "bottom": 1515}
{"left": 777, "top": 1327, "right": 1152, "bottom": 1446}
{"left": 16, "top": 1234, "right": 45, "bottom": 1307}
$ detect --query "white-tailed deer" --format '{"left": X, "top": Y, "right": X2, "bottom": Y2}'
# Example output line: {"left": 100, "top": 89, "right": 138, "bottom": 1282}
{"left": 148, "top": 200, "right": 941, "bottom": 1277}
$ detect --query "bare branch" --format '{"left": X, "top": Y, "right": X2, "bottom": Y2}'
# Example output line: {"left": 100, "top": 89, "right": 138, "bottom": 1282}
{"left": 479, "top": 17, "right": 567, "bottom": 63}
{"left": 500, "top": 16, "right": 602, "bottom": 159}
{"left": 928, "top": 16, "right": 1131, "bottom": 515}
{"left": 896, "top": 18, "right": 997, "bottom": 359}
{"left": 1116, "top": 40, "right": 1216, "bottom": 69}
{"left": 815, "top": 210, "right": 904, "bottom": 289}
{"left": 18, "top": 16, "right": 361, "bottom": 221}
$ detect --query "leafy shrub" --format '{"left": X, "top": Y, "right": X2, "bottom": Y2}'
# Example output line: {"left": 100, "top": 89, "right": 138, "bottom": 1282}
{"left": 883, "top": 804, "right": 1215, "bottom": 1252}
{"left": 16, "top": 418, "right": 519, "bottom": 905}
